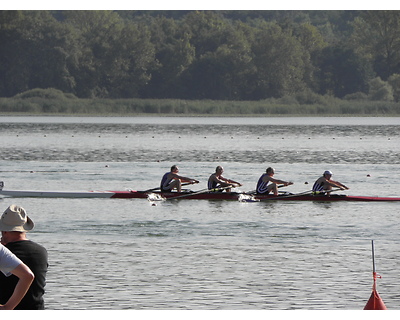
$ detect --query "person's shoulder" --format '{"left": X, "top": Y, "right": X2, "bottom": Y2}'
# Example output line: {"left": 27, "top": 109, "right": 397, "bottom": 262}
{"left": 26, "top": 241, "right": 48, "bottom": 260}
{"left": 30, "top": 240, "right": 47, "bottom": 251}
{"left": 11, "top": 241, "right": 47, "bottom": 253}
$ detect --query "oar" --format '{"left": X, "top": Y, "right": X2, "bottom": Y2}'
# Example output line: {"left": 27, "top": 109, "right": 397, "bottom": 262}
{"left": 166, "top": 185, "right": 233, "bottom": 201}
{"left": 144, "top": 182, "right": 194, "bottom": 192}
{"left": 312, "top": 188, "right": 343, "bottom": 196}
{"left": 245, "top": 184, "right": 288, "bottom": 195}
{"left": 261, "top": 188, "right": 346, "bottom": 202}
{"left": 326, "top": 188, "right": 344, "bottom": 194}
{"left": 273, "top": 187, "right": 345, "bottom": 200}
{"left": 258, "top": 189, "right": 314, "bottom": 202}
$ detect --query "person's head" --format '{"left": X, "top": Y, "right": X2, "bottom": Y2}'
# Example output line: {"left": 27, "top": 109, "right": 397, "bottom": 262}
{"left": 215, "top": 166, "right": 224, "bottom": 173}
{"left": 0, "top": 205, "right": 34, "bottom": 244}
{"left": 171, "top": 165, "right": 179, "bottom": 173}
{"left": 323, "top": 170, "right": 333, "bottom": 178}
{"left": 266, "top": 167, "right": 275, "bottom": 175}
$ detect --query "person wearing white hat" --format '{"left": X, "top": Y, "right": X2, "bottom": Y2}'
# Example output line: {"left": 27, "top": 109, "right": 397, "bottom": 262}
{"left": 0, "top": 205, "right": 48, "bottom": 309}
{"left": 0, "top": 244, "right": 34, "bottom": 310}
{"left": 312, "top": 170, "right": 349, "bottom": 193}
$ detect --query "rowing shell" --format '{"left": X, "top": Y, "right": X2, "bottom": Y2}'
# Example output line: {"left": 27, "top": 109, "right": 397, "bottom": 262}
{"left": 1, "top": 189, "right": 400, "bottom": 201}
{"left": 0, "top": 190, "right": 115, "bottom": 198}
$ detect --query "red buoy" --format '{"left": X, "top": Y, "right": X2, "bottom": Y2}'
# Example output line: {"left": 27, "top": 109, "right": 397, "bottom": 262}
{"left": 364, "top": 241, "right": 387, "bottom": 310}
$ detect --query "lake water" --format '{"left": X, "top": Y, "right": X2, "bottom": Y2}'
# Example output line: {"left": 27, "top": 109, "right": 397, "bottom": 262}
{"left": 0, "top": 116, "right": 399, "bottom": 310}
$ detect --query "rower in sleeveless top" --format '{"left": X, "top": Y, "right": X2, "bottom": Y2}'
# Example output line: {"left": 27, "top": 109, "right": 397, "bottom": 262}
{"left": 208, "top": 166, "right": 242, "bottom": 192}
{"left": 256, "top": 167, "right": 293, "bottom": 195}
{"left": 312, "top": 170, "right": 349, "bottom": 193}
{"left": 160, "top": 165, "right": 199, "bottom": 192}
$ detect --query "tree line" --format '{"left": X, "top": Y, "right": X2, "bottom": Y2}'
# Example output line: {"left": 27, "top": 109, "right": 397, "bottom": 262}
{"left": 1, "top": 10, "right": 400, "bottom": 104}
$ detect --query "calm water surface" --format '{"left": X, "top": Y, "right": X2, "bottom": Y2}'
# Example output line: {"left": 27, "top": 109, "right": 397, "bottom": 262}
{"left": 0, "top": 116, "right": 399, "bottom": 310}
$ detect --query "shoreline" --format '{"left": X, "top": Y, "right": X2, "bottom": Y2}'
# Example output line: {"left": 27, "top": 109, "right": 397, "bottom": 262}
{"left": 1, "top": 112, "right": 400, "bottom": 118}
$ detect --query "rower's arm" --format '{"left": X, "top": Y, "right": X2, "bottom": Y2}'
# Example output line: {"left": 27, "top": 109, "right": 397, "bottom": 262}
{"left": 227, "top": 179, "right": 242, "bottom": 186}
{"left": 270, "top": 177, "right": 293, "bottom": 185}
{"left": 330, "top": 180, "right": 349, "bottom": 190}
{"left": 220, "top": 176, "right": 241, "bottom": 185}
{"left": 178, "top": 175, "right": 199, "bottom": 184}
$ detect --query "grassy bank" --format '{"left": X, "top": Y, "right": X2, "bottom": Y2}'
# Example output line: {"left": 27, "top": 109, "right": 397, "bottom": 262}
{"left": 1, "top": 88, "right": 400, "bottom": 116}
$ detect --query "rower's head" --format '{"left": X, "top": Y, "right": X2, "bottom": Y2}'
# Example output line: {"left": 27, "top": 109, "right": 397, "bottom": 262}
{"left": 323, "top": 170, "right": 333, "bottom": 178}
{"left": 266, "top": 167, "right": 275, "bottom": 175}
{"left": 215, "top": 166, "right": 224, "bottom": 173}
{"left": 171, "top": 165, "right": 179, "bottom": 173}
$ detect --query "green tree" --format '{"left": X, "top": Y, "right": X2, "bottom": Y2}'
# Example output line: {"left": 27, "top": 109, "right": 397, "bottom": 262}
{"left": 182, "top": 11, "right": 230, "bottom": 57}
{"left": 351, "top": 11, "right": 400, "bottom": 79}
{"left": 0, "top": 11, "right": 76, "bottom": 97}
{"left": 63, "top": 10, "right": 156, "bottom": 98}
{"left": 176, "top": 11, "right": 255, "bottom": 100}
{"left": 181, "top": 19, "right": 252, "bottom": 100}
{"left": 388, "top": 73, "right": 400, "bottom": 102}
{"left": 368, "top": 77, "right": 394, "bottom": 101}
{"left": 316, "top": 45, "right": 374, "bottom": 98}
{"left": 248, "top": 22, "right": 306, "bottom": 99}
{"left": 108, "top": 22, "right": 156, "bottom": 98}
{"left": 141, "top": 16, "right": 194, "bottom": 99}
{"left": 62, "top": 10, "right": 124, "bottom": 97}
{"left": 295, "top": 23, "right": 327, "bottom": 92}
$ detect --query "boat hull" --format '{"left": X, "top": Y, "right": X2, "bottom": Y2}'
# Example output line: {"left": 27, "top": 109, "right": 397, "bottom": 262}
{"left": 1, "top": 189, "right": 399, "bottom": 201}
{"left": 116, "top": 191, "right": 400, "bottom": 201}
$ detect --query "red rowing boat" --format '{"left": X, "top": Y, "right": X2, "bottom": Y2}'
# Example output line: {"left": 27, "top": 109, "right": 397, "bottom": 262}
{"left": 113, "top": 190, "right": 400, "bottom": 201}
{"left": 1, "top": 188, "right": 399, "bottom": 201}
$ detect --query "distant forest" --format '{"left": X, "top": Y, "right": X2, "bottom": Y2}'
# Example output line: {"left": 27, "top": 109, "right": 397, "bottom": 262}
{"left": 1, "top": 10, "right": 400, "bottom": 105}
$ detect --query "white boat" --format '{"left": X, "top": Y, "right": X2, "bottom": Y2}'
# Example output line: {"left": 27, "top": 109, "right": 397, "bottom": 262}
{"left": 0, "top": 189, "right": 116, "bottom": 198}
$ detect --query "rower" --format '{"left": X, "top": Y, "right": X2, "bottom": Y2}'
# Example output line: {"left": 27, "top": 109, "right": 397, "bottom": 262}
{"left": 312, "top": 170, "right": 349, "bottom": 194}
{"left": 208, "top": 166, "right": 242, "bottom": 192}
{"left": 160, "top": 165, "right": 199, "bottom": 192}
{"left": 256, "top": 167, "right": 293, "bottom": 195}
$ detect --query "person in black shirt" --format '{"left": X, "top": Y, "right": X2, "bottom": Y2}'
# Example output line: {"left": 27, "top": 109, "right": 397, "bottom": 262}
{"left": 0, "top": 205, "right": 48, "bottom": 310}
